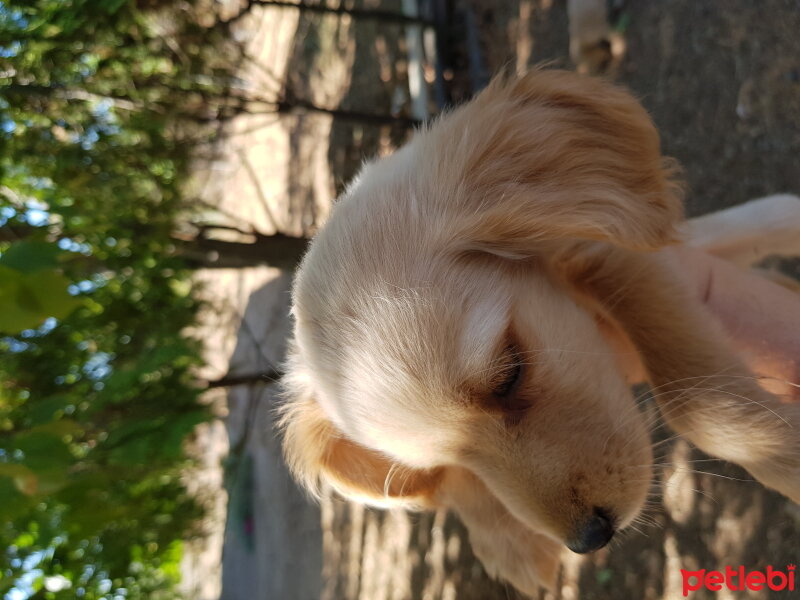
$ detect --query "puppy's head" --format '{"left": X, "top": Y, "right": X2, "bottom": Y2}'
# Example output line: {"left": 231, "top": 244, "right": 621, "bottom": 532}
{"left": 281, "top": 70, "right": 683, "bottom": 552}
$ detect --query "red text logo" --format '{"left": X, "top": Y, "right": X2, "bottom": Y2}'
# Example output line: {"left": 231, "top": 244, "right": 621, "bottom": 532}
{"left": 681, "top": 565, "right": 796, "bottom": 596}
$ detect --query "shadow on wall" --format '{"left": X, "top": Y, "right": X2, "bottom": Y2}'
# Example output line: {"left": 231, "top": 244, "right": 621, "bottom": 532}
{"left": 219, "top": 272, "right": 322, "bottom": 600}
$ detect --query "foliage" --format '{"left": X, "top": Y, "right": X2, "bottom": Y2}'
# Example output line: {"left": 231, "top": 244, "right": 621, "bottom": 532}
{"left": 0, "top": 1, "right": 238, "bottom": 597}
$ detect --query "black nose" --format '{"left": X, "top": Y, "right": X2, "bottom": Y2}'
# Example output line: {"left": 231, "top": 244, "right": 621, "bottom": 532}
{"left": 566, "top": 508, "right": 615, "bottom": 554}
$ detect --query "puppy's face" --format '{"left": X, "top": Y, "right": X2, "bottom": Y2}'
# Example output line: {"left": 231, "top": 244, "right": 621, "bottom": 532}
{"left": 282, "top": 71, "right": 683, "bottom": 553}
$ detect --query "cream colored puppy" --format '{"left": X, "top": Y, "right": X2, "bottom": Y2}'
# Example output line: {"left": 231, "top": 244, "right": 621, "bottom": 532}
{"left": 280, "top": 70, "right": 800, "bottom": 595}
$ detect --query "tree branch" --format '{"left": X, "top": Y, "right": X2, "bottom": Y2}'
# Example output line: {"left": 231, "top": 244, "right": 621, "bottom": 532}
{"left": 173, "top": 231, "right": 308, "bottom": 270}
{"left": 274, "top": 98, "right": 421, "bottom": 126}
{"left": 204, "top": 370, "right": 282, "bottom": 389}
{"left": 225, "top": 0, "right": 434, "bottom": 27}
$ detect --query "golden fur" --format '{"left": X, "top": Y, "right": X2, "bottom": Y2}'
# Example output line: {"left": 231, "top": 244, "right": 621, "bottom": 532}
{"left": 279, "top": 70, "right": 800, "bottom": 595}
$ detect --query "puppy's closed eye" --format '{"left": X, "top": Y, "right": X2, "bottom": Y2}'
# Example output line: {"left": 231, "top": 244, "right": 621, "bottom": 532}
{"left": 491, "top": 352, "right": 523, "bottom": 398}
{"left": 488, "top": 347, "right": 531, "bottom": 425}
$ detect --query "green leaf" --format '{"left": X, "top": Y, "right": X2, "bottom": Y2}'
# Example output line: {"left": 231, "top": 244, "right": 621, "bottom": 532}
{"left": 0, "top": 265, "right": 43, "bottom": 332}
{"left": 10, "top": 430, "right": 74, "bottom": 473}
{"left": 0, "top": 241, "right": 61, "bottom": 273}
{"left": 0, "top": 478, "right": 35, "bottom": 521}
{"left": 25, "top": 395, "right": 74, "bottom": 426}
{"left": 160, "top": 410, "right": 207, "bottom": 459}
{"left": 26, "top": 419, "right": 82, "bottom": 437}
{"left": 101, "top": 0, "right": 129, "bottom": 14}
{"left": 4, "top": 430, "right": 74, "bottom": 495}
{"left": 26, "top": 270, "right": 83, "bottom": 319}
{"left": 0, "top": 463, "right": 39, "bottom": 496}
{"left": 108, "top": 433, "right": 155, "bottom": 466}
{"left": 0, "top": 266, "right": 82, "bottom": 333}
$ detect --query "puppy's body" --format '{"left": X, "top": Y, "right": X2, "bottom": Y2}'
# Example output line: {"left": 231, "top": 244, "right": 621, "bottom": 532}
{"left": 281, "top": 71, "right": 800, "bottom": 595}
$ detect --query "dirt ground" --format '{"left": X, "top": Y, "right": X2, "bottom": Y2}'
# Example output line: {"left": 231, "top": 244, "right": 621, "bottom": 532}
{"left": 184, "top": 1, "right": 800, "bottom": 599}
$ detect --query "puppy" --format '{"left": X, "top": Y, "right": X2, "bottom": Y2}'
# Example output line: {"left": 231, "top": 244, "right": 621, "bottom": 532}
{"left": 279, "top": 70, "right": 800, "bottom": 595}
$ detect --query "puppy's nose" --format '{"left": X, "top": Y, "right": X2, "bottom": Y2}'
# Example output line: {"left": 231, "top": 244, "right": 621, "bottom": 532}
{"left": 566, "top": 508, "right": 615, "bottom": 554}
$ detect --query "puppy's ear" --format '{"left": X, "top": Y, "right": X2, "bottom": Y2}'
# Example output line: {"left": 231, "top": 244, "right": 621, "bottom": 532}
{"left": 440, "top": 70, "right": 684, "bottom": 255}
{"left": 279, "top": 375, "right": 442, "bottom": 507}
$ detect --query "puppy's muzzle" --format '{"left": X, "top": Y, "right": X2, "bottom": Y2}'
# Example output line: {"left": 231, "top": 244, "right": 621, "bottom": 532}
{"left": 565, "top": 507, "right": 616, "bottom": 554}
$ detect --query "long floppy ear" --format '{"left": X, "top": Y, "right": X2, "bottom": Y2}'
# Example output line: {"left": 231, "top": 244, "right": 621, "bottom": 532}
{"left": 564, "top": 245, "right": 800, "bottom": 503}
{"left": 278, "top": 370, "right": 443, "bottom": 507}
{"left": 430, "top": 70, "right": 684, "bottom": 255}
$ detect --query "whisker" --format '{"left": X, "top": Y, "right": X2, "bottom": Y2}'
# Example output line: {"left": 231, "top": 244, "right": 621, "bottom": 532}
{"left": 625, "top": 458, "right": 724, "bottom": 469}
{"left": 661, "top": 468, "right": 755, "bottom": 483}
{"left": 639, "top": 480, "right": 719, "bottom": 504}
